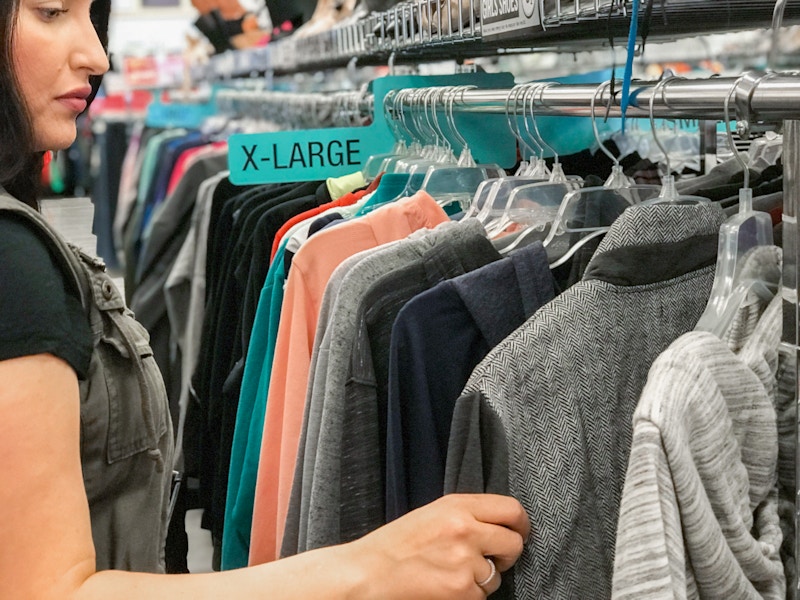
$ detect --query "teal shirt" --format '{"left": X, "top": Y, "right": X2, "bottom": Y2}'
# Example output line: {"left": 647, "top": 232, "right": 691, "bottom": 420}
{"left": 222, "top": 239, "right": 289, "bottom": 569}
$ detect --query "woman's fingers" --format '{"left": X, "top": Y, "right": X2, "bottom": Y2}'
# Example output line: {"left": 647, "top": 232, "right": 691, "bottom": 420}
{"left": 347, "top": 493, "right": 528, "bottom": 599}
{"left": 475, "top": 556, "right": 502, "bottom": 596}
{"left": 478, "top": 521, "right": 525, "bottom": 573}
{"left": 451, "top": 493, "right": 531, "bottom": 542}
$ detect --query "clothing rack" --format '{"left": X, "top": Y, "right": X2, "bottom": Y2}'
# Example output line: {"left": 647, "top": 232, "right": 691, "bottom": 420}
{"left": 215, "top": 72, "right": 800, "bottom": 125}
{"left": 214, "top": 88, "right": 371, "bottom": 128}
{"left": 391, "top": 72, "right": 800, "bottom": 122}
{"left": 208, "top": 71, "right": 800, "bottom": 589}
{"left": 383, "top": 71, "right": 800, "bottom": 592}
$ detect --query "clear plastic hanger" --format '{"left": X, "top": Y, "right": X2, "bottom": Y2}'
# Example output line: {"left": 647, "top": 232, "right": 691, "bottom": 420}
{"left": 536, "top": 80, "right": 663, "bottom": 266}
{"left": 465, "top": 85, "right": 536, "bottom": 219}
{"left": 355, "top": 88, "right": 424, "bottom": 217}
{"left": 390, "top": 87, "right": 453, "bottom": 200}
{"left": 640, "top": 75, "right": 709, "bottom": 206}
{"left": 515, "top": 82, "right": 552, "bottom": 178}
{"left": 472, "top": 83, "right": 566, "bottom": 228}
{"left": 482, "top": 82, "right": 583, "bottom": 240}
{"left": 379, "top": 88, "right": 426, "bottom": 174}
{"left": 361, "top": 89, "right": 411, "bottom": 181}
{"left": 694, "top": 74, "right": 779, "bottom": 337}
{"left": 393, "top": 88, "right": 453, "bottom": 174}
{"left": 416, "top": 86, "right": 504, "bottom": 211}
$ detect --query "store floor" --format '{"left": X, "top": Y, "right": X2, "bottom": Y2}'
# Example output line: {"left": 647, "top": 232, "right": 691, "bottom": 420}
{"left": 41, "top": 196, "right": 215, "bottom": 575}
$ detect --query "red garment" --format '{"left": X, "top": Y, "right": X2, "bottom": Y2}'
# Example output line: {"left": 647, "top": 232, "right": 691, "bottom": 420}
{"left": 268, "top": 173, "right": 384, "bottom": 261}
{"left": 269, "top": 190, "right": 365, "bottom": 262}
{"left": 166, "top": 141, "right": 227, "bottom": 197}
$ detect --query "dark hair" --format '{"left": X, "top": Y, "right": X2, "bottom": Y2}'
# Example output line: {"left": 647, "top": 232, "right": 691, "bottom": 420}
{"left": 0, "top": 0, "right": 41, "bottom": 209}
{"left": 0, "top": 0, "right": 110, "bottom": 210}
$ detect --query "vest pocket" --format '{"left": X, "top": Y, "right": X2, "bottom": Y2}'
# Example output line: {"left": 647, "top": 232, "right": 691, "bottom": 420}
{"left": 86, "top": 269, "right": 168, "bottom": 465}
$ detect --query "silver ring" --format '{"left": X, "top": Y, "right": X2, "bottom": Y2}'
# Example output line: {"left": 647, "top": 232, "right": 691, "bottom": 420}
{"left": 476, "top": 557, "right": 497, "bottom": 589}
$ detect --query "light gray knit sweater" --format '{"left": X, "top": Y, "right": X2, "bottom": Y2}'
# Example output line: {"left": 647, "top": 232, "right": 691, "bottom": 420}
{"left": 612, "top": 271, "right": 785, "bottom": 599}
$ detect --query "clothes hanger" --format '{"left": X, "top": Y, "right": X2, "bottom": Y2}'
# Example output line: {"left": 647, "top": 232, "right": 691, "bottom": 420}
{"left": 694, "top": 73, "right": 779, "bottom": 337}
{"left": 482, "top": 82, "right": 582, "bottom": 240}
{"left": 379, "top": 88, "right": 426, "bottom": 174}
{"left": 381, "top": 87, "right": 452, "bottom": 205}
{"left": 472, "top": 82, "right": 565, "bottom": 228}
{"left": 392, "top": 88, "right": 452, "bottom": 174}
{"left": 503, "top": 79, "right": 662, "bottom": 260}
{"left": 361, "top": 89, "right": 410, "bottom": 182}
{"left": 354, "top": 89, "right": 420, "bottom": 216}
{"left": 414, "top": 85, "right": 504, "bottom": 212}
{"left": 464, "top": 83, "right": 548, "bottom": 220}
{"left": 639, "top": 75, "right": 710, "bottom": 206}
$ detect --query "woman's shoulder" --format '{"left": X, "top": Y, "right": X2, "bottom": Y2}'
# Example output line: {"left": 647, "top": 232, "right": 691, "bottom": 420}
{"left": 0, "top": 208, "right": 92, "bottom": 378}
{"left": 0, "top": 209, "right": 63, "bottom": 277}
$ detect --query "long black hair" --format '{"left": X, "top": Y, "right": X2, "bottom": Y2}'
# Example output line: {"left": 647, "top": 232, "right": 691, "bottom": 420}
{"left": 0, "top": 0, "right": 41, "bottom": 209}
{"left": 0, "top": 0, "right": 110, "bottom": 210}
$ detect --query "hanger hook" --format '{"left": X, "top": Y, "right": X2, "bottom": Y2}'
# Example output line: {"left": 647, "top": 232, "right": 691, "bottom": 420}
{"left": 505, "top": 84, "right": 533, "bottom": 160}
{"left": 393, "top": 89, "right": 412, "bottom": 143}
{"left": 591, "top": 80, "right": 620, "bottom": 166}
{"left": 648, "top": 74, "right": 679, "bottom": 176}
{"left": 432, "top": 87, "right": 452, "bottom": 150}
{"left": 383, "top": 89, "right": 403, "bottom": 141}
{"left": 422, "top": 88, "right": 440, "bottom": 147}
{"left": 412, "top": 88, "right": 429, "bottom": 146}
{"left": 531, "top": 82, "right": 559, "bottom": 163}
{"left": 521, "top": 83, "right": 545, "bottom": 158}
{"left": 400, "top": 89, "right": 420, "bottom": 145}
{"left": 447, "top": 85, "right": 475, "bottom": 153}
{"left": 723, "top": 74, "right": 750, "bottom": 189}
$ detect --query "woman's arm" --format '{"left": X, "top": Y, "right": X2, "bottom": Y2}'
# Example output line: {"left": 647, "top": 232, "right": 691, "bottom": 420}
{"left": 0, "top": 353, "right": 528, "bottom": 600}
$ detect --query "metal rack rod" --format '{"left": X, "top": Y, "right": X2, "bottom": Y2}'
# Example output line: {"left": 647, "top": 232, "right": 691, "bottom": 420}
{"left": 215, "top": 72, "right": 800, "bottom": 126}
{"left": 392, "top": 74, "right": 800, "bottom": 122}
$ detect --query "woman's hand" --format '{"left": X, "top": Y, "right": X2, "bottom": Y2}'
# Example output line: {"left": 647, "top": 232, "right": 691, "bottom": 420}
{"left": 345, "top": 494, "right": 530, "bottom": 599}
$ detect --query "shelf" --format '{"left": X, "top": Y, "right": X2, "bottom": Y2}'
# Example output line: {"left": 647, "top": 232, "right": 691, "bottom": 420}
{"left": 194, "top": 0, "right": 800, "bottom": 79}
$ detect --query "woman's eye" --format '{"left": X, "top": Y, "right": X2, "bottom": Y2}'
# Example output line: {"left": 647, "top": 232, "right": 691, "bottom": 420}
{"left": 38, "top": 7, "right": 69, "bottom": 20}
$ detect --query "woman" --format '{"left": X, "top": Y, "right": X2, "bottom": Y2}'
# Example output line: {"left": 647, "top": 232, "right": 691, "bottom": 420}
{"left": 0, "top": 0, "right": 529, "bottom": 598}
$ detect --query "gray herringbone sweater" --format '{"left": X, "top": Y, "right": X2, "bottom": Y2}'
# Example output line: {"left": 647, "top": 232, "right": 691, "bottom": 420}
{"left": 612, "top": 287, "right": 785, "bottom": 599}
{"left": 445, "top": 203, "right": 727, "bottom": 599}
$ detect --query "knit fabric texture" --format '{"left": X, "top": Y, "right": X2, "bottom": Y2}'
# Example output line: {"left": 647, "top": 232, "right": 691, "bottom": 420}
{"left": 446, "top": 202, "right": 727, "bottom": 599}
{"left": 613, "top": 262, "right": 785, "bottom": 599}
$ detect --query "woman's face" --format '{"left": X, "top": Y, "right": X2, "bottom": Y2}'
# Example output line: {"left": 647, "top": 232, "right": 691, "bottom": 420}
{"left": 12, "top": 0, "right": 109, "bottom": 152}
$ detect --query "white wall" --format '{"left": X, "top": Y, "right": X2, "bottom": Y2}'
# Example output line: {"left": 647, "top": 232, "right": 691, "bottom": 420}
{"left": 109, "top": 0, "right": 196, "bottom": 57}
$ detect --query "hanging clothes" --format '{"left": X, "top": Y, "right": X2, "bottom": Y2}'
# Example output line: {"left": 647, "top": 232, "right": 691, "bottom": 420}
{"left": 164, "top": 170, "right": 230, "bottom": 462}
{"left": 249, "top": 190, "right": 450, "bottom": 564}
{"left": 384, "top": 239, "right": 557, "bottom": 523}
{"left": 612, "top": 250, "right": 785, "bottom": 599}
{"left": 191, "top": 179, "right": 326, "bottom": 556}
{"left": 444, "top": 202, "right": 727, "bottom": 599}
{"left": 223, "top": 183, "right": 373, "bottom": 570}
{"left": 129, "top": 148, "right": 229, "bottom": 428}
{"left": 284, "top": 217, "right": 505, "bottom": 556}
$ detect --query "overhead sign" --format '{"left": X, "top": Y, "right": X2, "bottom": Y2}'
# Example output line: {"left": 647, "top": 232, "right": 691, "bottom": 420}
{"left": 481, "top": 0, "right": 542, "bottom": 42}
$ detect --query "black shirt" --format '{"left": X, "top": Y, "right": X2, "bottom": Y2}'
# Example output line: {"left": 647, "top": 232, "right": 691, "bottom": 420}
{"left": 0, "top": 214, "right": 92, "bottom": 378}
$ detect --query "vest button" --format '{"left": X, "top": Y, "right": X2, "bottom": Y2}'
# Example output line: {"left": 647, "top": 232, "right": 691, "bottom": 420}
{"left": 102, "top": 280, "right": 115, "bottom": 300}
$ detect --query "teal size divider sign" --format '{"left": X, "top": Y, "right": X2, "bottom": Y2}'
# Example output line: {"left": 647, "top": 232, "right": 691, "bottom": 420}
{"left": 146, "top": 88, "right": 219, "bottom": 129}
{"left": 228, "top": 72, "right": 516, "bottom": 185}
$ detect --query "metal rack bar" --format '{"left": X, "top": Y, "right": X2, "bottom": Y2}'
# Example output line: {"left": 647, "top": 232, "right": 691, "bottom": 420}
{"left": 219, "top": 73, "right": 800, "bottom": 124}
{"left": 390, "top": 75, "right": 800, "bottom": 122}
